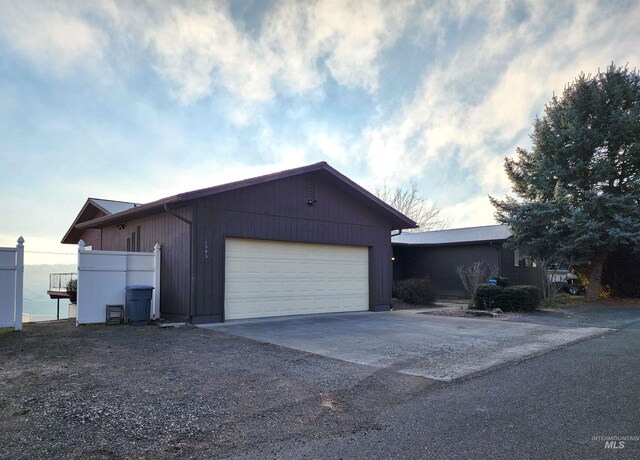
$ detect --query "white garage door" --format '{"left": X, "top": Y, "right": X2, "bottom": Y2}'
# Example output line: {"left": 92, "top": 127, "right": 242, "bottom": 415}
{"left": 224, "top": 238, "right": 369, "bottom": 320}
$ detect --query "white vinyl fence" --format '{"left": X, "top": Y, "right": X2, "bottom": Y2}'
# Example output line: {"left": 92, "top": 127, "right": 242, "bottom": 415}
{"left": 76, "top": 240, "right": 161, "bottom": 325}
{"left": 0, "top": 237, "right": 24, "bottom": 331}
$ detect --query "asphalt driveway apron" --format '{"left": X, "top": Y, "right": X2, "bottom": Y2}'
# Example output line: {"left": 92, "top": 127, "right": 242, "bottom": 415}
{"left": 202, "top": 311, "right": 610, "bottom": 381}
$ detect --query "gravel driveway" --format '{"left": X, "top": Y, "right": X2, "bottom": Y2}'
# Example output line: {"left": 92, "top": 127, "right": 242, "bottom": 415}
{"left": 1, "top": 303, "right": 636, "bottom": 459}
{"left": 0, "top": 321, "right": 433, "bottom": 459}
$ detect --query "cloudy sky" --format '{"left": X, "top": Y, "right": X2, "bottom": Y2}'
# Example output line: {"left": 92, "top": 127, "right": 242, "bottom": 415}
{"left": 1, "top": 0, "right": 639, "bottom": 264}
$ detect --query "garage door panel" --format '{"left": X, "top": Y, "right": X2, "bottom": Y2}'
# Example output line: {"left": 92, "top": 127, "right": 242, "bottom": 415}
{"left": 224, "top": 238, "right": 369, "bottom": 320}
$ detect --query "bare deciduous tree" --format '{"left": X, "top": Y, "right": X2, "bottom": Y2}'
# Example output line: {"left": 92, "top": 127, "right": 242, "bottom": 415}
{"left": 539, "top": 257, "right": 574, "bottom": 306}
{"left": 456, "top": 262, "right": 498, "bottom": 298}
{"left": 374, "top": 180, "right": 450, "bottom": 231}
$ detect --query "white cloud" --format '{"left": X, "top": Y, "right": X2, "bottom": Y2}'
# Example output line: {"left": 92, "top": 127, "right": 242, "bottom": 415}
{"left": 305, "top": 125, "right": 352, "bottom": 163}
{"left": 144, "top": 0, "right": 413, "bottom": 103}
{"left": 0, "top": 0, "right": 413, "bottom": 109}
{"left": 144, "top": 3, "right": 276, "bottom": 104}
{"left": 444, "top": 195, "right": 498, "bottom": 228}
{"left": 0, "top": 0, "right": 108, "bottom": 74}
{"left": 362, "top": 0, "right": 640, "bottom": 215}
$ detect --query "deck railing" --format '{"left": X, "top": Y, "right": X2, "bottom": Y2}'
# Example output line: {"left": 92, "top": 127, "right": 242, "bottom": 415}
{"left": 49, "top": 272, "right": 77, "bottom": 292}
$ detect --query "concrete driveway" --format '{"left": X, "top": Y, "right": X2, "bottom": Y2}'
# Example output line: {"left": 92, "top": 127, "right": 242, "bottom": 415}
{"left": 203, "top": 310, "right": 610, "bottom": 381}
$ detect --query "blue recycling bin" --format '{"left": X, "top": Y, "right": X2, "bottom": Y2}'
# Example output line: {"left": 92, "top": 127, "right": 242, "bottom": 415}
{"left": 125, "top": 285, "right": 154, "bottom": 326}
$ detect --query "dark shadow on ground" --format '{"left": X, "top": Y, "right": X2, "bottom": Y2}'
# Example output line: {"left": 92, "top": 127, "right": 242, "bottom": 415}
{"left": 504, "top": 303, "right": 640, "bottom": 329}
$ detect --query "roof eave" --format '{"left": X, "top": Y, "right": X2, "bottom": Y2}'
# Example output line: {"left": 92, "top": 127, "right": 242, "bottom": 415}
{"left": 75, "top": 196, "right": 180, "bottom": 229}
{"left": 392, "top": 238, "right": 509, "bottom": 247}
{"left": 318, "top": 163, "right": 417, "bottom": 229}
{"left": 76, "top": 161, "right": 418, "bottom": 231}
{"left": 61, "top": 199, "right": 96, "bottom": 244}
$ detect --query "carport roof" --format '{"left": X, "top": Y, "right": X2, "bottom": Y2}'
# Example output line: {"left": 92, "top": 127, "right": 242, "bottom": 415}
{"left": 72, "top": 162, "right": 418, "bottom": 232}
{"left": 392, "top": 224, "right": 511, "bottom": 246}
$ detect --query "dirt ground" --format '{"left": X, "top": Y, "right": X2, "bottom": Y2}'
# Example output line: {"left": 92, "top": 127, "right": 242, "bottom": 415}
{"left": 0, "top": 320, "right": 433, "bottom": 459}
{"left": 2, "top": 302, "right": 637, "bottom": 459}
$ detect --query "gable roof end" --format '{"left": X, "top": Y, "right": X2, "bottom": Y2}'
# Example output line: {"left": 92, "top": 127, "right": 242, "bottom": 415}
{"left": 61, "top": 198, "right": 139, "bottom": 244}
{"left": 74, "top": 162, "right": 418, "bottom": 231}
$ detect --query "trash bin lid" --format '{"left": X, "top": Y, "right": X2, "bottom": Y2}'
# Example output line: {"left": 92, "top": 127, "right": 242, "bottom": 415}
{"left": 125, "top": 285, "right": 155, "bottom": 290}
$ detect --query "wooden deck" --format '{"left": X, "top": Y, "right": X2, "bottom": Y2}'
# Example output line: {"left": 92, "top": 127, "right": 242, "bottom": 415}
{"left": 47, "top": 290, "right": 70, "bottom": 300}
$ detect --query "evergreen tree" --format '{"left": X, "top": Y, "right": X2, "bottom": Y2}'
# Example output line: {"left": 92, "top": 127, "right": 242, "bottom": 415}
{"left": 491, "top": 64, "right": 640, "bottom": 300}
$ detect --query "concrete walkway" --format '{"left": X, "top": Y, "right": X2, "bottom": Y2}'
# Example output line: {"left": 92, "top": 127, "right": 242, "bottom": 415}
{"left": 202, "top": 310, "right": 611, "bottom": 381}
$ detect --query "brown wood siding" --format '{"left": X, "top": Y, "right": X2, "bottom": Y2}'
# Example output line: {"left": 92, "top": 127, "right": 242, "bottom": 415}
{"left": 77, "top": 209, "right": 107, "bottom": 249}
{"left": 393, "top": 243, "right": 544, "bottom": 297}
{"left": 192, "top": 171, "right": 394, "bottom": 322}
{"left": 79, "top": 228, "right": 102, "bottom": 249}
{"left": 100, "top": 206, "right": 192, "bottom": 317}
{"left": 499, "top": 249, "right": 545, "bottom": 288}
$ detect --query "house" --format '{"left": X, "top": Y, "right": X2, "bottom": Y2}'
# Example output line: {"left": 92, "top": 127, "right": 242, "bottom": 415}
{"left": 62, "top": 162, "right": 417, "bottom": 323}
{"left": 392, "top": 224, "right": 544, "bottom": 297}
{"left": 62, "top": 198, "right": 140, "bottom": 250}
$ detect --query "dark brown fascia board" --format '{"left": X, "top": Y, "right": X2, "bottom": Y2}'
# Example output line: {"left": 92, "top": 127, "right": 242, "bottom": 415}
{"left": 75, "top": 195, "right": 180, "bottom": 229}
{"left": 61, "top": 198, "right": 99, "bottom": 244}
{"left": 392, "top": 239, "right": 508, "bottom": 247}
{"left": 318, "top": 163, "right": 417, "bottom": 230}
{"left": 62, "top": 197, "right": 140, "bottom": 243}
{"left": 76, "top": 162, "right": 418, "bottom": 230}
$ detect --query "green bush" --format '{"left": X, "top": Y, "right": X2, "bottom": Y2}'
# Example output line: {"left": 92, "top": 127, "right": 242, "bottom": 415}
{"left": 493, "top": 276, "right": 509, "bottom": 287}
{"left": 474, "top": 285, "right": 499, "bottom": 310}
{"left": 500, "top": 286, "right": 539, "bottom": 311}
{"left": 393, "top": 278, "right": 436, "bottom": 305}
{"left": 473, "top": 285, "right": 540, "bottom": 311}
{"left": 66, "top": 278, "right": 78, "bottom": 304}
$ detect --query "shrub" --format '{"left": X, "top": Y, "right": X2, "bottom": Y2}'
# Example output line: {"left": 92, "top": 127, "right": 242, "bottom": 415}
{"left": 493, "top": 276, "right": 509, "bottom": 287}
{"left": 393, "top": 278, "right": 436, "bottom": 305}
{"left": 473, "top": 285, "right": 499, "bottom": 310}
{"left": 473, "top": 285, "right": 540, "bottom": 311}
{"left": 66, "top": 279, "right": 77, "bottom": 304}
{"left": 500, "top": 286, "right": 539, "bottom": 311}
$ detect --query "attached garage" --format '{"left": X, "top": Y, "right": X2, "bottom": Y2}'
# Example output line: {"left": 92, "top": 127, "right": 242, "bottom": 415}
{"left": 63, "top": 162, "right": 416, "bottom": 323}
{"left": 224, "top": 238, "right": 368, "bottom": 320}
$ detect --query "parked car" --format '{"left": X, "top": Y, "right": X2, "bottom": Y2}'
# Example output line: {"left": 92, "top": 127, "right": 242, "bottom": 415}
{"left": 563, "top": 277, "right": 584, "bottom": 295}
{"left": 546, "top": 268, "right": 583, "bottom": 295}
